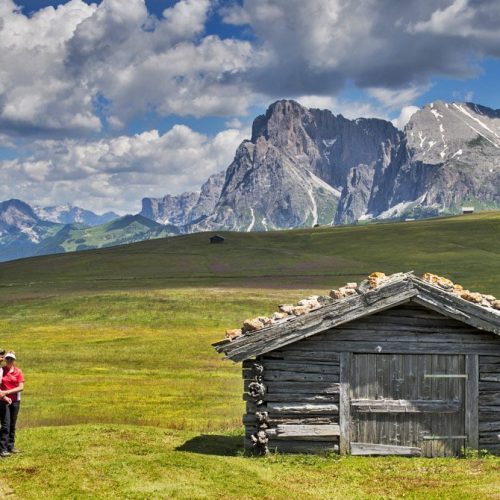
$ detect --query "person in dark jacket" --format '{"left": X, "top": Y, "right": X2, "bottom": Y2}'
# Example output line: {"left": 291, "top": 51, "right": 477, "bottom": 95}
{"left": 0, "top": 351, "right": 24, "bottom": 457}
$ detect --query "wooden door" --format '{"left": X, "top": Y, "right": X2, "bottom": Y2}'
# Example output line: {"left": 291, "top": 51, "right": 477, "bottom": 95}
{"left": 350, "top": 354, "right": 466, "bottom": 457}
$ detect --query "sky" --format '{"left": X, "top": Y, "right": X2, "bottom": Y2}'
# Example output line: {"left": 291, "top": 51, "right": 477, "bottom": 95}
{"left": 1, "top": 0, "right": 499, "bottom": 214}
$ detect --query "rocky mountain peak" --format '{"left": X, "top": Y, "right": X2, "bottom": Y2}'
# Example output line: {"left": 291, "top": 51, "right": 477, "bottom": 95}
{"left": 0, "top": 199, "right": 39, "bottom": 228}
{"left": 405, "top": 100, "right": 500, "bottom": 164}
{"left": 139, "top": 99, "right": 499, "bottom": 232}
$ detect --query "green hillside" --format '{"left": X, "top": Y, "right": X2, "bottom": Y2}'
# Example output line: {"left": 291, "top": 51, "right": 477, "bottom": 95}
{"left": 0, "top": 212, "right": 499, "bottom": 498}
{"left": 0, "top": 288, "right": 499, "bottom": 498}
{"left": 0, "top": 214, "right": 179, "bottom": 263}
{"left": 1, "top": 210, "right": 499, "bottom": 297}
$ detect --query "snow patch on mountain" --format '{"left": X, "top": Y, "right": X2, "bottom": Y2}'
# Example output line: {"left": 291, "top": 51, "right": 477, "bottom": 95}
{"left": 247, "top": 208, "right": 255, "bottom": 232}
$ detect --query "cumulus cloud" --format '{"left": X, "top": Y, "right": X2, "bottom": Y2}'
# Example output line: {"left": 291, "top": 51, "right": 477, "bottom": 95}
{"left": 0, "top": 125, "right": 248, "bottom": 213}
{"left": 295, "top": 95, "right": 388, "bottom": 121}
{"left": 0, "top": 0, "right": 100, "bottom": 136}
{"left": 0, "top": 0, "right": 254, "bottom": 137}
{"left": 368, "top": 85, "right": 430, "bottom": 110}
{"left": 392, "top": 106, "right": 420, "bottom": 130}
{"left": 1, "top": 0, "right": 500, "bottom": 211}
{"left": 1, "top": 0, "right": 499, "bottom": 139}
{"left": 223, "top": 0, "right": 500, "bottom": 94}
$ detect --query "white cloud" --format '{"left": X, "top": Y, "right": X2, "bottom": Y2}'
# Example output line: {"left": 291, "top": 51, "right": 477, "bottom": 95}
{"left": 0, "top": 0, "right": 100, "bottom": 135}
{"left": 1, "top": 0, "right": 499, "bottom": 140}
{"left": 295, "top": 95, "right": 387, "bottom": 120}
{"left": 410, "top": 0, "right": 476, "bottom": 37}
{"left": 223, "top": 0, "right": 500, "bottom": 94}
{"left": 368, "top": 85, "right": 430, "bottom": 110}
{"left": 392, "top": 106, "right": 420, "bottom": 130}
{"left": 0, "top": 0, "right": 255, "bottom": 137}
{"left": 0, "top": 124, "right": 249, "bottom": 213}
{"left": 1, "top": 0, "right": 499, "bottom": 214}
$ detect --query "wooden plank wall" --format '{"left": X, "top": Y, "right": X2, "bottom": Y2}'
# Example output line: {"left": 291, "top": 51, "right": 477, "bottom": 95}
{"left": 479, "top": 355, "right": 500, "bottom": 454}
{"left": 243, "top": 356, "right": 341, "bottom": 454}
{"left": 242, "top": 303, "right": 500, "bottom": 455}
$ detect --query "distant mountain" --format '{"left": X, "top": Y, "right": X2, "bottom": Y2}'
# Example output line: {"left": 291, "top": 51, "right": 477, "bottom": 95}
{"left": 0, "top": 198, "right": 39, "bottom": 235}
{"left": 139, "top": 99, "right": 499, "bottom": 230}
{"left": 33, "top": 214, "right": 178, "bottom": 257}
{"left": 2, "top": 99, "right": 499, "bottom": 261}
{"left": 0, "top": 199, "right": 178, "bottom": 262}
{"left": 191, "top": 100, "right": 396, "bottom": 231}
{"left": 141, "top": 171, "right": 225, "bottom": 226}
{"left": 34, "top": 204, "right": 119, "bottom": 226}
{"left": 335, "top": 100, "right": 500, "bottom": 223}
{"left": 0, "top": 199, "right": 63, "bottom": 261}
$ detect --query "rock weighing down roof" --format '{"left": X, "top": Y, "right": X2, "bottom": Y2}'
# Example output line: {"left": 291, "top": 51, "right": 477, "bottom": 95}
{"left": 214, "top": 272, "right": 500, "bottom": 362}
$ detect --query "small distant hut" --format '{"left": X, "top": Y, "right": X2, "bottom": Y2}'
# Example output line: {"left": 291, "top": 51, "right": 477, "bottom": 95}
{"left": 209, "top": 235, "right": 225, "bottom": 244}
{"left": 214, "top": 272, "right": 500, "bottom": 457}
{"left": 462, "top": 207, "right": 475, "bottom": 214}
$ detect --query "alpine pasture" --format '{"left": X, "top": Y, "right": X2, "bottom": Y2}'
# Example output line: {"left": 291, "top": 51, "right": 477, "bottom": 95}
{"left": 0, "top": 212, "right": 499, "bottom": 498}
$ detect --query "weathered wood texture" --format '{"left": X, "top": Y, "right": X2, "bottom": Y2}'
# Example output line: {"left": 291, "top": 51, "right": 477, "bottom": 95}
{"left": 256, "top": 304, "right": 500, "bottom": 357}
{"left": 339, "top": 352, "right": 351, "bottom": 455}
{"left": 219, "top": 275, "right": 418, "bottom": 361}
{"left": 479, "top": 355, "right": 500, "bottom": 453}
{"left": 351, "top": 399, "right": 461, "bottom": 413}
{"left": 351, "top": 442, "right": 421, "bottom": 456}
{"left": 215, "top": 273, "right": 500, "bottom": 361}
{"left": 465, "top": 355, "right": 479, "bottom": 450}
{"left": 350, "top": 353, "right": 466, "bottom": 457}
{"left": 241, "top": 303, "right": 500, "bottom": 456}
{"left": 243, "top": 355, "right": 342, "bottom": 454}
{"left": 266, "top": 424, "right": 340, "bottom": 439}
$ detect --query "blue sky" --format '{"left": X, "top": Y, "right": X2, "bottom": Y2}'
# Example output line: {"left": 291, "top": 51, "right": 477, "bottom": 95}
{"left": 1, "top": 0, "right": 499, "bottom": 212}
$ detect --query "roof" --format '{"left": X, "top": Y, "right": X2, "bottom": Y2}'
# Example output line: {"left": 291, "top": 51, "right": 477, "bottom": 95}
{"left": 209, "top": 235, "right": 225, "bottom": 240}
{"left": 213, "top": 272, "right": 500, "bottom": 362}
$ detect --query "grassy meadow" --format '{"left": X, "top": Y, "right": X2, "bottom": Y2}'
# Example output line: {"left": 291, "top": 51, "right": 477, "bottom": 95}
{"left": 0, "top": 212, "right": 499, "bottom": 498}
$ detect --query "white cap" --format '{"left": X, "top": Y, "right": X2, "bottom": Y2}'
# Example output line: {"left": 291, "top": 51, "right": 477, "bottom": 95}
{"left": 4, "top": 352, "right": 15, "bottom": 360}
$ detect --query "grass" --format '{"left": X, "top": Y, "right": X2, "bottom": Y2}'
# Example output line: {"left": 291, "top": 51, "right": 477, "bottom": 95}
{"left": 0, "top": 211, "right": 499, "bottom": 296}
{"left": 0, "top": 289, "right": 498, "bottom": 498}
{"left": 0, "top": 213, "right": 499, "bottom": 497}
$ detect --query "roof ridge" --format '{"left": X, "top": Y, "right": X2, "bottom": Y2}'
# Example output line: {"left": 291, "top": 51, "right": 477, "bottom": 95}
{"left": 215, "top": 271, "right": 500, "bottom": 361}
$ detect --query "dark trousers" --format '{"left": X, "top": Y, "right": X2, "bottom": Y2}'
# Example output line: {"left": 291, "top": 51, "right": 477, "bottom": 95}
{"left": 0, "top": 401, "right": 20, "bottom": 452}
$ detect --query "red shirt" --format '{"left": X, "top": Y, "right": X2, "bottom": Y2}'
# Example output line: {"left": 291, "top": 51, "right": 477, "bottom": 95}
{"left": 1, "top": 366, "right": 24, "bottom": 402}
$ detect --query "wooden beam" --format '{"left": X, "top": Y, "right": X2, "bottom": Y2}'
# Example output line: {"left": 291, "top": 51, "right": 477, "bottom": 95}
{"left": 267, "top": 402, "right": 339, "bottom": 415}
{"left": 350, "top": 442, "right": 421, "bottom": 456}
{"left": 262, "top": 381, "right": 340, "bottom": 394}
{"left": 217, "top": 279, "right": 417, "bottom": 360}
{"left": 263, "top": 370, "right": 339, "bottom": 382}
{"left": 261, "top": 360, "right": 340, "bottom": 374}
{"left": 339, "top": 352, "right": 351, "bottom": 455}
{"left": 466, "top": 354, "right": 479, "bottom": 451}
{"left": 266, "top": 424, "right": 340, "bottom": 439}
{"left": 270, "top": 340, "right": 500, "bottom": 356}
{"left": 411, "top": 279, "right": 500, "bottom": 335}
{"left": 351, "top": 399, "right": 461, "bottom": 413}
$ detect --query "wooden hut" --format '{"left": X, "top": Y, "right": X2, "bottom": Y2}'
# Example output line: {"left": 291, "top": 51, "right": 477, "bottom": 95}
{"left": 209, "top": 235, "right": 225, "bottom": 244}
{"left": 214, "top": 272, "right": 500, "bottom": 457}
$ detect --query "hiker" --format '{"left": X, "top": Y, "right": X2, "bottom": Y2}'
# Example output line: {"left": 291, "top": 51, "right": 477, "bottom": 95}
{"left": 0, "top": 351, "right": 24, "bottom": 457}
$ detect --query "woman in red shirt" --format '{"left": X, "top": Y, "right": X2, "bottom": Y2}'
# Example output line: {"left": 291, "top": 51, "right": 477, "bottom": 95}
{"left": 0, "top": 351, "right": 24, "bottom": 457}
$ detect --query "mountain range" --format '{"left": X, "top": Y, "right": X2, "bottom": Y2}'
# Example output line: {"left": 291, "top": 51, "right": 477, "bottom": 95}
{"left": 1, "top": 99, "right": 499, "bottom": 262}
{"left": 34, "top": 204, "right": 119, "bottom": 226}
{"left": 141, "top": 99, "right": 500, "bottom": 230}
{"left": 0, "top": 199, "right": 177, "bottom": 262}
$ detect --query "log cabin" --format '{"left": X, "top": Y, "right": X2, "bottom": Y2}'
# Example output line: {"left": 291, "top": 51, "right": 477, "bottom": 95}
{"left": 213, "top": 272, "right": 500, "bottom": 457}
{"left": 209, "top": 235, "right": 225, "bottom": 244}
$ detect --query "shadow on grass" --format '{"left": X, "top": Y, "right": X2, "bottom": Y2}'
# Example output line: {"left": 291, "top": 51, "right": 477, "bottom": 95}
{"left": 176, "top": 434, "right": 244, "bottom": 456}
